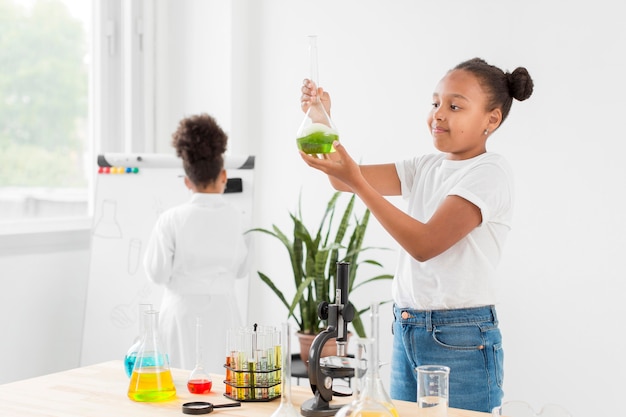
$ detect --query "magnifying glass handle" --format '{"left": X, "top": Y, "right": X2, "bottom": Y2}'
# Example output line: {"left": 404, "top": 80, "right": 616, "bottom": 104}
{"left": 182, "top": 401, "right": 241, "bottom": 415}
{"left": 212, "top": 402, "right": 241, "bottom": 409}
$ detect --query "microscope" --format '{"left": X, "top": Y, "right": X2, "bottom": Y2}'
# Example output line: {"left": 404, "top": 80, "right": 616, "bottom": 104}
{"left": 300, "top": 262, "right": 356, "bottom": 417}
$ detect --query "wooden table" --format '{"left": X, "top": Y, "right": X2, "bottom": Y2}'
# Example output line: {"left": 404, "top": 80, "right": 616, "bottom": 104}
{"left": 0, "top": 361, "right": 490, "bottom": 416}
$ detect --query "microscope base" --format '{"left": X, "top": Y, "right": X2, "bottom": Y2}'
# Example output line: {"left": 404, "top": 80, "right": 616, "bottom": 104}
{"left": 300, "top": 394, "right": 345, "bottom": 417}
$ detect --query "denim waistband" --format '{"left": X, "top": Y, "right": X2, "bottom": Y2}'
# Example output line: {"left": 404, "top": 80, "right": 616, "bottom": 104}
{"left": 393, "top": 304, "right": 498, "bottom": 331}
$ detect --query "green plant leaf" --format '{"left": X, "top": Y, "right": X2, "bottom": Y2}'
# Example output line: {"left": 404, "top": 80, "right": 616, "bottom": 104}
{"left": 349, "top": 301, "right": 366, "bottom": 338}
{"left": 247, "top": 192, "right": 393, "bottom": 337}
{"left": 257, "top": 271, "right": 302, "bottom": 330}
{"left": 288, "top": 274, "right": 315, "bottom": 319}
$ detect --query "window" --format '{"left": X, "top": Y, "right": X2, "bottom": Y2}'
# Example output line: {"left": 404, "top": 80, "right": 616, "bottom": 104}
{"left": 0, "top": 0, "right": 153, "bottom": 231}
{"left": 0, "top": 0, "right": 91, "bottom": 224}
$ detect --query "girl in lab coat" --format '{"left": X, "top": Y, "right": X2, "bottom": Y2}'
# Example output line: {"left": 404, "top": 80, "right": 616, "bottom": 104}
{"left": 143, "top": 113, "right": 248, "bottom": 372}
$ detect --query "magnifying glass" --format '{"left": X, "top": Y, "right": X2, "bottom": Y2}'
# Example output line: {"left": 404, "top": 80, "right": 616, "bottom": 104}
{"left": 182, "top": 401, "right": 241, "bottom": 415}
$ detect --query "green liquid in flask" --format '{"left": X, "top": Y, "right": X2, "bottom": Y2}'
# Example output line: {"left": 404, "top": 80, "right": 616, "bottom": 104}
{"left": 297, "top": 130, "right": 339, "bottom": 154}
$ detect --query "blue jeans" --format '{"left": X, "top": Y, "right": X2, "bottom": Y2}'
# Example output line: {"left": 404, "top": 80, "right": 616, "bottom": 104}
{"left": 390, "top": 304, "right": 504, "bottom": 413}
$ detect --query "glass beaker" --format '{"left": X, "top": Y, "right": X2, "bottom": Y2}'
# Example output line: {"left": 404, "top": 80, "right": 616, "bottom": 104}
{"left": 187, "top": 317, "right": 213, "bottom": 394}
{"left": 296, "top": 35, "right": 339, "bottom": 154}
{"left": 124, "top": 303, "right": 152, "bottom": 378}
{"left": 127, "top": 309, "right": 177, "bottom": 402}
{"left": 416, "top": 365, "right": 449, "bottom": 417}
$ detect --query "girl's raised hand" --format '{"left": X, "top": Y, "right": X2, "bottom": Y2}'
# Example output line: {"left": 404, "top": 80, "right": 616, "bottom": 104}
{"left": 300, "top": 78, "right": 332, "bottom": 115}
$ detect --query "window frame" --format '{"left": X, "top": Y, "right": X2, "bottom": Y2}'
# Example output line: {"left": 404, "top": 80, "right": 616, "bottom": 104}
{"left": 0, "top": 0, "right": 155, "bottom": 241}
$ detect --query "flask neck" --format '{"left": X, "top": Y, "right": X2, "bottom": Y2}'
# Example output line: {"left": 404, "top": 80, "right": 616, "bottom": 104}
{"left": 140, "top": 310, "right": 161, "bottom": 351}
{"left": 144, "top": 310, "right": 158, "bottom": 337}
{"left": 194, "top": 318, "right": 204, "bottom": 367}
{"left": 370, "top": 303, "right": 381, "bottom": 379}
{"left": 280, "top": 322, "right": 292, "bottom": 404}
{"left": 307, "top": 35, "right": 324, "bottom": 108}
{"left": 363, "top": 338, "right": 381, "bottom": 394}
{"left": 308, "top": 35, "right": 319, "bottom": 88}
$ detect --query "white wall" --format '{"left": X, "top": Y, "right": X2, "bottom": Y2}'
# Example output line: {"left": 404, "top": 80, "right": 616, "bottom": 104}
{"left": 153, "top": 0, "right": 232, "bottom": 152}
{"left": 0, "top": 230, "right": 90, "bottom": 384}
{"left": 2, "top": 2, "right": 625, "bottom": 416}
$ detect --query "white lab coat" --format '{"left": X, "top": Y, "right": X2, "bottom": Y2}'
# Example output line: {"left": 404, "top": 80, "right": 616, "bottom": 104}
{"left": 143, "top": 193, "right": 248, "bottom": 372}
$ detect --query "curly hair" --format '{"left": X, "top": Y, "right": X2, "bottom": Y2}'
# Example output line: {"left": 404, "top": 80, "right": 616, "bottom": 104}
{"left": 453, "top": 58, "right": 534, "bottom": 124}
{"left": 171, "top": 113, "right": 227, "bottom": 187}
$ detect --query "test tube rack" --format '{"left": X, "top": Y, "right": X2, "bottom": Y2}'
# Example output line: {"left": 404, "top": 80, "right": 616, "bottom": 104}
{"left": 223, "top": 324, "right": 282, "bottom": 402}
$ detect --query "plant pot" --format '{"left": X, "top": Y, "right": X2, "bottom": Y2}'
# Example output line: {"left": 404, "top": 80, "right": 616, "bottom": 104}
{"left": 296, "top": 331, "right": 351, "bottom": 367}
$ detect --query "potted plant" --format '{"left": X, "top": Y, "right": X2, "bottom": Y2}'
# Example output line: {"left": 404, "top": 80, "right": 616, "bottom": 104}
{"left": 247, "top": 191, "right": 393, "bottom": 362}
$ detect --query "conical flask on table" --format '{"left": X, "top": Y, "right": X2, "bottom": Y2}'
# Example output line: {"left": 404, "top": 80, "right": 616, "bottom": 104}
{"left": 187, "top": 317, "right": 213, "bottom": 394}
{"left": 296, "top": 35, "right": 339, "bottom": 155}
{"left": 362, "top": 303, "right": 398, "bottom": 416}
{"left": 127, "top": 309, "right": 177, "bottom": 402}
{"left": 335, "top": 303, "right": 398, "bottom": 417}
{"left": 335, "top": 337, "right": 394, "bottom": 417}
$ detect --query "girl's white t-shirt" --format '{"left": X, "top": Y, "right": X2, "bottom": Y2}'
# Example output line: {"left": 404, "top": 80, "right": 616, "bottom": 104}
{"left": 392, "top": 152, "right": 514, "bottom": 310}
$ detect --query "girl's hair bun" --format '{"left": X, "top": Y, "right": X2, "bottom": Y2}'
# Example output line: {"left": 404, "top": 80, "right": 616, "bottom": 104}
{"left": 171, "top": 113, "right": 227, "bottom": 186}
{"left": 172, "top": 113, "right": 227, "bottom": 164}
{"left": 507, "top": 67, "right": 534, "bottom": 101}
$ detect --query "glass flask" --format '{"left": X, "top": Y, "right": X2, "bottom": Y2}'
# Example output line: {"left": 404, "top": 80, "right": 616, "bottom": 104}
{"left": 270, "top": 322, "right": 299, "bottom": 417}
{"left": 335, "top": 338, "right": 394, "bottom": 417}
{"left": 124, "top": 303, "right": 152, "bottom": 378}
{"left": 127, "top": 309, "right": 177, "bottom": 402}
{"left": 296, "top": 35, "right": 339, "bottom": 155}
{"left": 365, "top": 303, "right": 398, "bottom": 416}
{"left": 336, "top": 303, "right": 398, "bottom": 417}
{"left": 187, "top": 317, "right": 213, "bottom": 394}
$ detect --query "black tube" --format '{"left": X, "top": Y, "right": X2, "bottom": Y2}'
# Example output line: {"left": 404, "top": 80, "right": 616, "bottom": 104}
{"left": 336, "top": 262, "right": 349, "bottom": 306}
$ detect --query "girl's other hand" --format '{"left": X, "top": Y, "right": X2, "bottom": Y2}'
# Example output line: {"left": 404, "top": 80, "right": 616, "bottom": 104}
{"left": 299, "top": 141, "right": 363, "bottom": 192}
{"left": 300, "top": 78, "right": 332, "bottom": 115}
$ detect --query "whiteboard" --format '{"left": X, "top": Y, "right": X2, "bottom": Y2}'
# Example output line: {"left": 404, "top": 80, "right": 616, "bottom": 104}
{"left": 80, "top": 153, "right": 255, "bottom": 366}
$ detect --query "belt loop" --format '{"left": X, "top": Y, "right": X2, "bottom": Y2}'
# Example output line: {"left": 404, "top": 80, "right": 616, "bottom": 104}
{"left": 491, "top": 305, "right": 499, "bottom": 326}
{"left": 426, "top": 310, "right": 432, "bottom": 332}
